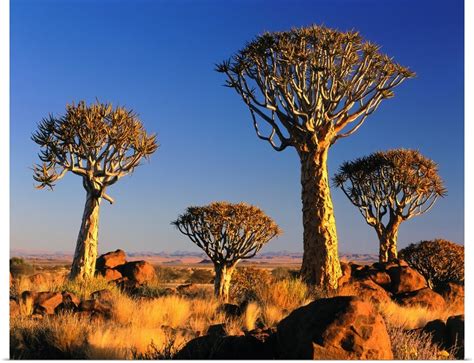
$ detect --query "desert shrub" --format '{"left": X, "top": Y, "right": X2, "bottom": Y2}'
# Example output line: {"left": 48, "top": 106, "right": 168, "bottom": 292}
{"left": 186, "top": 268, "right": 214, "bottom": 284}
{"left": 271, "top": 267, "right": 299, "bottom": 280}
{"left": 386, "top": 323, "right": 456, "bottom": 360}
{"left": 178, "top": 284, "right": 214, "bottom": 300}
{"left": 256, "top": 278, "right": 310, "bottom": 313}
{"left": 229, "top": 267, "right": 274, "bottom": 303}
{"left": 10, "top": 257, "right": 35, "bottom": 276}
{"left": 399, "top": 239, "right": 464, "bottom": 288}
{"left": 132, "top": 284, "right": 173, "bottom": 299}
{"left": 57, "top": 276, "right": 120, "bottom": 300}
{"left": 155, "top": 266, "right": 191, "bottom": 283}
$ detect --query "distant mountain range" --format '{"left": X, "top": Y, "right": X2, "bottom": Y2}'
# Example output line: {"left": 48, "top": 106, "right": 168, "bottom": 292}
{"left": 10, "top": 248, "right": 377, "bottom": 264}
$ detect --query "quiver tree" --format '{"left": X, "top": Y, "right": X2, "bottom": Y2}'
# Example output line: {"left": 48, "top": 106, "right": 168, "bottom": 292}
{"left": 333, "top": 149, "right": 446, "bottom": 263}
{"left": 217, "top": 25, "right": 414, "bottom": 288}
{"left": 32, "top": 100, "right": 158, "bottom": 280}
{"left": 172, "top": 202, "right": 281, "bottom": 301}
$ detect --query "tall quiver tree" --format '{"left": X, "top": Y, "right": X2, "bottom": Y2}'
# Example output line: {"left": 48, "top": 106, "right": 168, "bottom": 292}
{"left": 32, "top": 101, "right": 158, "bottom": 280}
{"left": 217, "top": 25, "right": 415, "bottom": 288}
{"left": 172, "top": 202, "right": 281, "bottom": 301}
{"left": 333, "top": 149, "right": 446, "bottom": 263}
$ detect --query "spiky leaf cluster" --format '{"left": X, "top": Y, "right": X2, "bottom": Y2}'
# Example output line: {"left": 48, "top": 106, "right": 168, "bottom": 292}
{"left": 172, "top": 202, "right": 281, "bottom": 265}
{"left": 333, "top": 149, "right": 446, "bottom": 227}
{"left": 32, "top": 101, "right": 158, "bottom": 201}
{"left": 399, "top": 239, "right": 464, "bottom": 288}
{"left": 217, "top": 25, "right": 415, "bottom": 152}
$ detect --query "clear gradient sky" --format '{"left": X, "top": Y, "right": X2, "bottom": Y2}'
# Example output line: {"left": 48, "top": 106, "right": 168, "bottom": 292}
{"left": 10, "top": 0, "right": 463, "bottom": 255}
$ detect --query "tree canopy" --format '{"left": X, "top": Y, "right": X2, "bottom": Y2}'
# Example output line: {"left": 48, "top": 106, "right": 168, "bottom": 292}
{"left": 333, "top": 149, "right": 446, "bottom": 226}
{"left": 172, "top": 202, "right": 281, "bottom": 265}
{"left": 216, "top": 25, "right": 415, "bottom": 152}
{"left": 32, "top": 100, "right": 158, "bottom": 202}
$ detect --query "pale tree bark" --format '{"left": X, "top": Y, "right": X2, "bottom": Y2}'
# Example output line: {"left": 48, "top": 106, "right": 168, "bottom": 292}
{"left": 69, "top": 191, "right": 101, "bottom": 280}
{"left": 214, "top": 264, "right": 236, "bottom": 302}
{"left": 299, "top": 147, "right": 342, "bottom": 289}
{"left": 376, "top": 217, "right": 402, "bottom": 263}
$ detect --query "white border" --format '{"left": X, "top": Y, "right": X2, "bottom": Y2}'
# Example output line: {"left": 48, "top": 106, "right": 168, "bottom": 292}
{"left": 1, "top": 0, "right": 10, "bottom": 359}
{"left": 464, "top": 0, "right": 471, "bottom": 359}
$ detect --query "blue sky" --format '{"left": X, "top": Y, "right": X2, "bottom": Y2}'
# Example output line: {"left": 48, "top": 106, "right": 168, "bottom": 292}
{"left": 10, "top": 0, "right": 463, "bottom": 255}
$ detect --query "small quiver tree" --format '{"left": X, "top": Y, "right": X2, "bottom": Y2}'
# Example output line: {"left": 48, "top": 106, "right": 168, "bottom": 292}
{"left": 333, "top": 149, "right": 446, "bottom": 263}
{"left": 399, "top": 239, "right": 464, "bottom": 289}
{"left": 172, "top": 202, "right": 281, "bottom": 301}
{"left": 217, "top": 25, "right": 414, "bottom": 288}
{"left": 32, "top": 101, "right": 158, "bottom": 280}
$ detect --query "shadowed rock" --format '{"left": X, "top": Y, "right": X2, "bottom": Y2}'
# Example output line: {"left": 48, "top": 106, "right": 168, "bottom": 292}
{"left": 446, "top": 315, "right": 464, "bottom": 359}
{"left": 91, "top": 289, "right": 114, "bottom": 304}
{"left": 78, "top": 299, "right": 112, "bottom": 319}
{"left": 54, "top": 291, "right": 80, "bottom": 313}
{"left": 207, "top": 324, "right": 227, "bottom": 337}
{"left": 435, "top": 282, "right": 464, "bottom": 313}
{"left": 422, "top": 319, "right": 447, "bottom": 347}
{"left": 387, "top": 266, "right": 427, "bottom": 294}
{"left": 276, "top": 296, "right": 393, "bottom": 359}
{"left": 217, "top": 303, "right": 243, "bottom": 318}
{"left": 395, "top": 287, "right": 446, "bottom": 310}
{"left": 175, "top": 335, "right": 273, "bottom": 359}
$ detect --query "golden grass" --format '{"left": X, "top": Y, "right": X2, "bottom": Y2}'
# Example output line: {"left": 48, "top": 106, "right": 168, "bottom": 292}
{"left": 378, "top": 300, "right": 452, "bottom": 330}
{"left": 262, "top": 304, "right": 285, "bottom": 327}
{"left": 11, "top": 268, "right": 462, "bottom": 359}
{"left": 14, "top": 274, "right": 60, "bottom": 295}
{"left": 58, "top": 276, "right": 120, "bottom": 300}
{"left": 112, "top": 294, "right": 192, "bottom": 328}
{"left": 243, "top": 302, "right": 261, "bottom": 331}
{"left": 87, "top": 326, "right": 166, "bottom": 359}
{"left": 256, "top": 278, "right": 310, "bottom": 312}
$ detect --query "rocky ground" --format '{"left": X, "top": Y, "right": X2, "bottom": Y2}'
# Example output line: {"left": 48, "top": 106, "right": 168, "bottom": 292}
{"left": 9, "top": 249, "right": 464, "bottom": 359}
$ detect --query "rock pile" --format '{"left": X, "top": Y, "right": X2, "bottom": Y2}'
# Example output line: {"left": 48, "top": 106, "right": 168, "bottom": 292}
{"left": 337, "top": 260, "right": 453, "bottom": 310}
{"left": 95, "top": 249, "right": 156, "bottom": 288}
{"left": 177, "top": 296, "right": 393, "bottom": 359}
{"left": 13, "top": 288, "right": 115, "bottom": 321}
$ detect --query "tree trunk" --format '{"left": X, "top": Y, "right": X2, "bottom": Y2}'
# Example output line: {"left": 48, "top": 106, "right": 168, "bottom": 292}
{"left": 70, "top": 192, "right": 101, "bottom": 280}
{"left": 214, "top": 264, "right": 235, "bottom": 302}
{"left": 299, "top": 147, "right": 342, "bottom": 289}
{"left": 377, "top": 217, "right": 402, "bottom": 263}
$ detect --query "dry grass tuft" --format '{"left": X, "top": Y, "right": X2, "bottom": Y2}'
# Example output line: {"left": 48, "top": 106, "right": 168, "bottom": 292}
{"left": 386, "top": 323, "right": 457, "bottom": 360}
{"left": 262, "top": 304, "right": 284, "bottom": 327}
{"left": 257, "top": 278, "right": 310, "bottom": 313}
{"left": 243, "top": 301, "right": 261, "bottom": 331}
{"left": 378, "top": 300, "right": 451, "bottom": 330}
